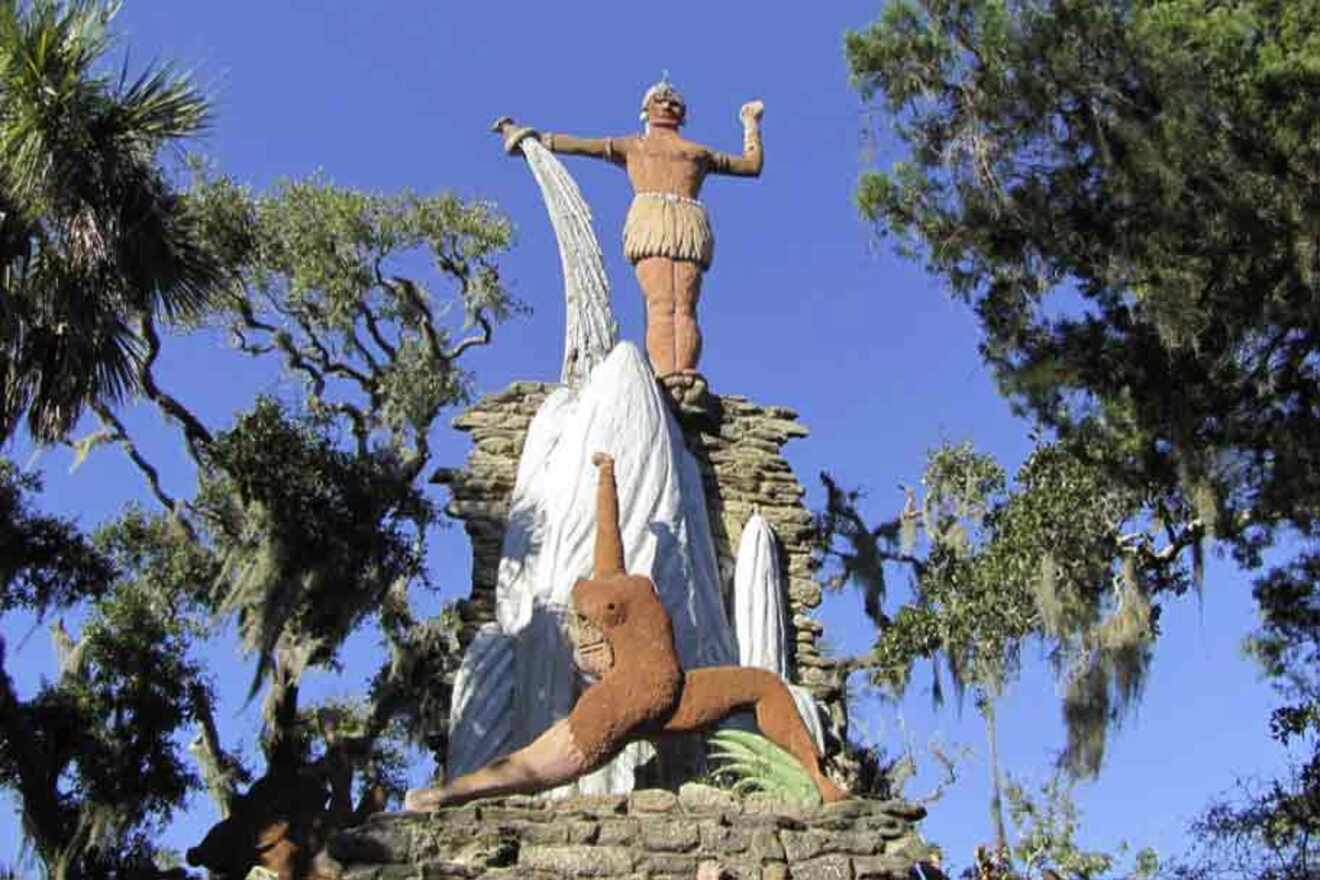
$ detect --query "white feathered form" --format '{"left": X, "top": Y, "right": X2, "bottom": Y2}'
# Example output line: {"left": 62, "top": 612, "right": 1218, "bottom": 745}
{"left": 518, "top": 138, "right": 618, "bottom": 387}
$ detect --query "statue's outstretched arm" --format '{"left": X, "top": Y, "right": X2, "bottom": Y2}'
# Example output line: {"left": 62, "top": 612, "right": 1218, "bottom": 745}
{"left": 542, "top": 132, "right": 630, "bottom": 166}
{"left": 708, "top": 100, "right": 764, "bottom": 178}
{"left": 491, "top": 117, "right": 629, "bottom": 165}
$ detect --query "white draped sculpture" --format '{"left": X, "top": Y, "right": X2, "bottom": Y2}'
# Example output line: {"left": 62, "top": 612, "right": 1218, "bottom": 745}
{"left": 732, "top": 514, "right": 825, "bottom": 752}
{"left": 446, "top": 343, "right": 739, "bottom": 792}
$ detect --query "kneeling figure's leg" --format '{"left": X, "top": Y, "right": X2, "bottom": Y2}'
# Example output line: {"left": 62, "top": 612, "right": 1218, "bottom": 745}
{"left": 662, "top": 667, "right": 848, "bottom": 803}
{"left": 404, "top": 719, "right": 588, "bottom": 811}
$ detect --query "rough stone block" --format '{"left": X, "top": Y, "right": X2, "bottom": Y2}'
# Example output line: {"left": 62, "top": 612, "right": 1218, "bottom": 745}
{"left": 700, "top": 822, "right": 750, "bottom": 853}
{"left": 494, "top": 820, "right": 566, "bottom": 845}
{"left": 761, "top": 864, "right": 790, "bottom": 880}
{"left": 857, "top": 817, "right": 908, "bottom": 839}
{"left": 643, "top": 820, "right": 701, "bottom": 852}
{"left": 419, "top": 860, "right": 481, "bottom": 879}
{"left": 565, "top": 821, "right": 601, "bottom": 845}
{"left": 329, "top": 821, "right": 413, "bottom": 863}
{"left": 788, "top": 579, "right": 824, "bottom": 607}
{"left": 749, "top": 828, "right": 785, "bottom": 862}
{"left": 876, "top": 800, "right": 928, "bottom": 821}
{"left": 742, "top": 794, "right": 809, "bottom": 822}
{"left": 780, "top": 830, "right": 828, "bottom": 861}
{"left": 642, "top": 853, "right": 700, "bottom": 876}
{"left": 478, "top": 806, "right": 552, "bottom": 824}
{"left": 813, "top": 801, "right": 872, "bottom": 823}
{"left": 883, "top": 834, "right": 932, "bottom": 861}
{"left": 789, "top": 854, "right": 853, "bottom": 880}
{"left": 344, "top": 865, "right": 430, "bottom": 880}
{"left": 553, "top": 794, "right": 628, "bottom": 817}
{"left": 595, "top": 818, "right": 640, "bottom": 845}
{"left": 851, "top": 855, "right": 913, "bottom": 879}
{"left": 716, "top": 860, "right": 762, "bottom": 880}
{"left": 680, "top": 782, "right": 743, "bottom": 816}
{"left": 519, "top": 845, "right": 635, "bottom": 876}
{"left": 629, "top": 789, "right": 679, "bottom": 814}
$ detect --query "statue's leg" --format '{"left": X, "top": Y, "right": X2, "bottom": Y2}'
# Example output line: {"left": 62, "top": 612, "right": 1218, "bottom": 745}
{"left": 403, "top": 719, "right": 587, "bottom": 811}
{"left": 673, "top": 261, "right": 703, "bottom": 374}
{"left": 635, "top": 257, "right": 677, "bottom": 375}
{"left": 661, "top": 667, "right": 848, "bottom": 802}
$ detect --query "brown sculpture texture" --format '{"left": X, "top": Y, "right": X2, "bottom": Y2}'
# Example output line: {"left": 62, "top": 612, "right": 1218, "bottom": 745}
{"left": 404, "top": 453, "right": 846, "bottom": 810}
{"left": 497, "top": 79, "right": 764, "bottom": 376}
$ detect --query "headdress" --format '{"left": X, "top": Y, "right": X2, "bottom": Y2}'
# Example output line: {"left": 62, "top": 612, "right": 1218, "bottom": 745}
{"left": 639, "top": 71, "right": 686, "bottom": 123}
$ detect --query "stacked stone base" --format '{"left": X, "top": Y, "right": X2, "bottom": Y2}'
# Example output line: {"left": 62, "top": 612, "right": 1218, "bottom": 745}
{"left": 330, "top": 786, "right": 932, "bottom": 880}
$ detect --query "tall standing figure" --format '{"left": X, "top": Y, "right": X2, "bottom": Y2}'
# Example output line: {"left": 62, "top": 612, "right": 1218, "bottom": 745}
{"left": 495, "top": 79, "right": 764, "bottom": 376}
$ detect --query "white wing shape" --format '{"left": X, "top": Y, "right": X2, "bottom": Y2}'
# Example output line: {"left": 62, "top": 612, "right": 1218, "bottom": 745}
{"left": 519, "top": 139, "right": 618, "bottom": 387}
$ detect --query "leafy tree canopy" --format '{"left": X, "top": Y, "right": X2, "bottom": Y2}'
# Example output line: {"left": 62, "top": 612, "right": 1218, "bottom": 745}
{"left": 840, "top": 0, "right": 1320, "bottom": 863}
{"left": 846, "top": 0, "right": 1319, "bottom": 558}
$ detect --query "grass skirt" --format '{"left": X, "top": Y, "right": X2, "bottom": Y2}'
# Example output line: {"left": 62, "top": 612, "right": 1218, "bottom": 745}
{"left": 623, "top": 193, "right": 713, "bottom": 269}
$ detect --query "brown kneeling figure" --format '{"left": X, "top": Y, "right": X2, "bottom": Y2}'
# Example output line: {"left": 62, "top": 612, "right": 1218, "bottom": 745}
{"left": 404, "top": 453, "right": 846, "bottom": 810}
{"left": 495, "top": 79, "right": 763, "bottom": 377}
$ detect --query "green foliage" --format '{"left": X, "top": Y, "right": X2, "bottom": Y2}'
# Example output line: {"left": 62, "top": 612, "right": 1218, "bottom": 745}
{"left": 846, "top": 0, "right": 1319, "bottom": 577}
{"left": 0, "top": 5, "right": 523, "bottom": 875}
{"left": 0, "top": 0, "right": 221, "bottom": 443}
{"left": 0, "top": 459, "right": 114, "bottom": 614}
{"left": 1003, "top": 772, "right": 1145, "bottom": 880}
{"left": 847, "top": 0, "right": 1320, "bottom": 856}
{"left": 0, "top": 483, "right": 211, "bottom": 876}
{"left": 707, "top": 729, "right": 821, "bottom": 806}
{"left": 197, "top": 397, "right": 434, "bottom": 698}
{"left": 823, "top": 439, "right": 1189, "bottom": 775}
{"left": 189, "top": 170, "right": 518, "bottom": 458}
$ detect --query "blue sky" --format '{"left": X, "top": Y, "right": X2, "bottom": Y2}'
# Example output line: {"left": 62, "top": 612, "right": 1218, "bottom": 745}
{"left": 0, "top": 1, "right": 1289, "bottom": 873}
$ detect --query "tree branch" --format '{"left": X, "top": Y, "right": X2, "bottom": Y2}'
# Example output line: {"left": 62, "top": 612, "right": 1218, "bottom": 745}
{"left": 187, "top": 683, "right": 243, "bottom": 818}
{"left": 136, "top": 313, "right": 213, "bottom": 464}
{"left": 89, "top": 402, "right": 199, "bottom": 543}
{"left": 444, "top": 312, "right": 493, "bottom": 361}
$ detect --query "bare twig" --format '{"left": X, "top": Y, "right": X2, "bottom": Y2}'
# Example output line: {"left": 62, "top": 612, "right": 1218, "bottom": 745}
{"left": 444, "top": 312, "right": 493, "bottom": 361}
{"left": 89, "top": 402, "right": 199, "bottom": 543}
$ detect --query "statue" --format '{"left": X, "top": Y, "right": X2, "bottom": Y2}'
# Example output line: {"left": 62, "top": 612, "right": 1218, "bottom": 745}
{"left": 495, "top": 78, "right": 764, "bottom": 376}
{"left": 405, "top": 453, "right": 846, "bottom": 810}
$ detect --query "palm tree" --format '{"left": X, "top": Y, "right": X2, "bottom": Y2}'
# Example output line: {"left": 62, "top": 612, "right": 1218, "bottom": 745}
{"left": 0, "top": 0, "right": 220, "bottom": 444}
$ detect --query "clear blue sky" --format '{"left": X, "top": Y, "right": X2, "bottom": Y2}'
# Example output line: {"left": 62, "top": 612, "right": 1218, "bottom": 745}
{"left": 0, "top": 1, "right": 1289, "bottom": 873}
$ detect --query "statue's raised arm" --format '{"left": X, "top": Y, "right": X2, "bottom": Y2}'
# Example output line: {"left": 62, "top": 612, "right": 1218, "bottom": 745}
{"left": 708, "top": 100, "right": 764, "bottom": 177}
{"left": 494, "top": 78, "right": 766, "bottom": 377}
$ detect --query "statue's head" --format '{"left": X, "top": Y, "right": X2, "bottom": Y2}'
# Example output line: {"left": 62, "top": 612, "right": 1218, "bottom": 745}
{"left": 640, "top": 78, "right": 686, "bottom": 129}
{"left": 570, "top": 572, "right": 671, "bottom": 676}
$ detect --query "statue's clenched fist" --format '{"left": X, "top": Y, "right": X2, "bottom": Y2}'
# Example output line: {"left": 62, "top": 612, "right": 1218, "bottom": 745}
{"left": 739, "top": 100, "right": 765, "bottom": 126}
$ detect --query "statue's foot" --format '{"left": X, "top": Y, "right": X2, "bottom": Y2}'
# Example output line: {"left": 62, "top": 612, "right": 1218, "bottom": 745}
{"left": 817, "top": 775, "right": 850, "bottom": 803}
{"left": 403, "top": 786, "right": 445, "bottom": 812}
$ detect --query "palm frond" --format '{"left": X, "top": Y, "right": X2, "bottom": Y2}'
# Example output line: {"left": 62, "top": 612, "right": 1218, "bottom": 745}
{"left": 0, "top": 0, "right": 219, "bottom": 442}
{"left": 707, "top": 729, "right": 821, "bottom": 806}
{"left": 114, "top": 60, "right": 209, "bottom": 142}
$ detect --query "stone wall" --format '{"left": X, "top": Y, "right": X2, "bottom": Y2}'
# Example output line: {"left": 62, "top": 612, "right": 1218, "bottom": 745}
{"left": 432, "top": 375, "right": 847, "bottom": 752}
{"left": 330, "top": 786, "right": 932, "bottom": 880}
